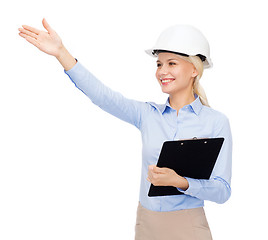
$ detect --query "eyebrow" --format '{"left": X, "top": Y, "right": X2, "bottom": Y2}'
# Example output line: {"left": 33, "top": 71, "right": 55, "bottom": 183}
{"left": 156, "top": 58, "right": 180, "bottom": 63}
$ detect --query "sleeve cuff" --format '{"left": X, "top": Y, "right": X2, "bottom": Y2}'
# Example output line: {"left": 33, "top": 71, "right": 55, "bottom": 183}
{"left": 177, "top": 177, "right": 201, "bottom": 197}
{"left": 64, "top": 58, "right": 80, "bottom": 75}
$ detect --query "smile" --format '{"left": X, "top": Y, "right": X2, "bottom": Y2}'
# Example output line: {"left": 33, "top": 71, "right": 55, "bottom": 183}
{"left": 160, "top": 78, "right": 175, "bottom": 85}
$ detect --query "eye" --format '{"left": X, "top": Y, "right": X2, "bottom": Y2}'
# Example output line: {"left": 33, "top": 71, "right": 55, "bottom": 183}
{"left": 169, "top": 62, "right": 176, "bottom": 66}
{"left": 157, "top": 63, "right": 162, "bottom": 67}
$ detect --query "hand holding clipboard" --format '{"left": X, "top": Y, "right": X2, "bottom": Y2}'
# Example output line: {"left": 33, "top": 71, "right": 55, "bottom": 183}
{"left": 148, "top": 137, "right": 224, "bottom": 197}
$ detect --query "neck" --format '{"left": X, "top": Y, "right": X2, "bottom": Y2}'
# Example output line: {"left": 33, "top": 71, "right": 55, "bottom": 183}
{"left": 169, "top": 91, "right": 196, "bottom": 114}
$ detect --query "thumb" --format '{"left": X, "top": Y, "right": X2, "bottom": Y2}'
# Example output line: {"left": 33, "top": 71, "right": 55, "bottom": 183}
{"left": 42, "top": 18, "right": 53, "bottom": 33}
{"left": 153, "top": 166, "right": 165, "bottom": 174}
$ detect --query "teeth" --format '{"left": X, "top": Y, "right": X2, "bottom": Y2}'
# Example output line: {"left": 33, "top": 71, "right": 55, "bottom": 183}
{"left": 161, "top": 79, "right": 173, "bottom": 83}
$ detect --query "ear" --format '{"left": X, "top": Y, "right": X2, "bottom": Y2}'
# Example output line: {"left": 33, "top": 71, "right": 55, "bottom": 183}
{"left": 192, "top": 67, "right": 199, "bottom": 78}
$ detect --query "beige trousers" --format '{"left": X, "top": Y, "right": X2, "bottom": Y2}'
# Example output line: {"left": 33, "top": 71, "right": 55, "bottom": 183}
{"left": 135, "top": 202, "right": 213, "bottom": 240}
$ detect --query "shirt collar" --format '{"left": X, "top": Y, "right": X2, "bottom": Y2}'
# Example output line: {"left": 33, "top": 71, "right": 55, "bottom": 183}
{"left": 149, "top": 94, "right": 203, "bottom": 115}
{"left": 190, "top": 94, "right": 203, "bottom": 115}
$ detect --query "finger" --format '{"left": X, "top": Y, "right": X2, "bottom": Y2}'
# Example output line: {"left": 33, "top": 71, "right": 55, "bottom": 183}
{"left": 148, "top": 165, "right": 156, "bottom": 171}
{"left": 42, "top": 18, "right": 53, "bottom": 33}
{"left": 147, "top": 168, "right": 153, "bottom": 179}
{"left": 148, "top": 169, "right": 159, "bottom": 180}
{"left": 20, "top": 33, "right": 40, "bottom": 48}
{"left": 26, "top": 37, "right": 40, "bottom": 48}
{"left": 18, "top": 28, "right": 38, "bottom": 40}
{"left": 22, "top": 25, "right": 41, "bottom": 35}
{"left": 18, "top": 32, "right": 29, "bottom": 39}
{"left": 148, "top": 166, "right": 156, "bottom": 178}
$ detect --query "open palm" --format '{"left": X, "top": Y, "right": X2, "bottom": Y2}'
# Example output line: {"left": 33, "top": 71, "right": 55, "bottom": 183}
{"left": 19, "top": 18, "right": 63, "bottom": 57}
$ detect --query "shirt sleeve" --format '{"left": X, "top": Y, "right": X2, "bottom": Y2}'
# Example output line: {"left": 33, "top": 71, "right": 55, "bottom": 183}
{"left": 64, "top": 61, "right": 147, "bottom": 130}
{"left": 178, "top": 115, "right": 233, "bottom": 204}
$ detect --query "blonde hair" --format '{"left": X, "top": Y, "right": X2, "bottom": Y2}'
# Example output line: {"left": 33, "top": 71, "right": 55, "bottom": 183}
{"left": 181, "top": 55, "right": 210, "bottom": 107}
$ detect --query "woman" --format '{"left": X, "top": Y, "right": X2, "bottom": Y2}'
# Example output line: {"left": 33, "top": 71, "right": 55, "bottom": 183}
{"left": 18, "top": 20, "right": 232, "bottom": 240}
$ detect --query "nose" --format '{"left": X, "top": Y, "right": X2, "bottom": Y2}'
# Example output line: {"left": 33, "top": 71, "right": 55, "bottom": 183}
{"left": 157, "top": 63, "right": 169, "bottom": 77}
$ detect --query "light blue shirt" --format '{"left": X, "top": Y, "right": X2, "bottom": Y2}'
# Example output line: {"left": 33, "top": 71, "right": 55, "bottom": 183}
{"left": 65, "top": 61, "right": 232, "bottom": 212}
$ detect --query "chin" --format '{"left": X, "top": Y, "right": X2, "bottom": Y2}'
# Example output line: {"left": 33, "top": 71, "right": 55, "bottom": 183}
{"left": 161, "top": 89, "right": 170, "bottom": 94}
{"left": 160, "top": 86, "right": 173, "bottom": 95}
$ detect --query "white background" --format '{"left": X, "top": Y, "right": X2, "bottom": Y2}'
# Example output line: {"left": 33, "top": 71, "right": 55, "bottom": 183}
{"left": 1, "top": 0, "right": 268, "bottom": 239}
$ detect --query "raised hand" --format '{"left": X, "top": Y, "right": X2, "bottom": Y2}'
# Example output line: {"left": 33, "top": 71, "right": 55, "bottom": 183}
{"left": 18, "top": 18, "right": 76, "bottom": 71}
{"left": 18, "top": 18, "right": 63, "bottom": 57}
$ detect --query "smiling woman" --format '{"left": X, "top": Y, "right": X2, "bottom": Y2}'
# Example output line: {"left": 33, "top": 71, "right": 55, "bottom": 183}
{"left": 18, "top": 21, "right": 232, "bottom": 240}
{"left": 155, "top": 52, "right": 199, "bottom": 112}
{"left": 155, "top": 52, "right": 208, "bottom": 110}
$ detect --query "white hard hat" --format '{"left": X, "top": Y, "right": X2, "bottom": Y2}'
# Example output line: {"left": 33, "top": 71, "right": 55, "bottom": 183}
{"left": 145, "top": 25, "right": 213, "bottom": 69}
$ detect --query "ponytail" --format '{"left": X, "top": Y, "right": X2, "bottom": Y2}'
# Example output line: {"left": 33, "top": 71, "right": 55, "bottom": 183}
{"left": 188, "top": 56, "right": 210, "bottom": 107}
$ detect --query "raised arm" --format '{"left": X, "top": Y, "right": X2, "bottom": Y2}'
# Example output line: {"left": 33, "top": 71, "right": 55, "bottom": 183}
{"left": 19, "top": 19, "right": 148, "bottom": 129}
{"left": 18, "top": 18, "right": 76, "bottom": 71}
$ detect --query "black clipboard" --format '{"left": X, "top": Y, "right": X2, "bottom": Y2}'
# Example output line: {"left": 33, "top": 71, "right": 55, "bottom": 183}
{"left": 148, "top": 137, "right": 224, "bottom": 197}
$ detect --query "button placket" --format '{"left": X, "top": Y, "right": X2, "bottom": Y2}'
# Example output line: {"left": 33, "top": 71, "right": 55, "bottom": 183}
{"left": 175, "top": 109, "right": 185, "bottom": 140}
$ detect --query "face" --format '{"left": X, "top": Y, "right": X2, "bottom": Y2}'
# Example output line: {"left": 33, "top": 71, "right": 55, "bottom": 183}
{"left": 156, "top": 52, "right": 198, "bottom": 96}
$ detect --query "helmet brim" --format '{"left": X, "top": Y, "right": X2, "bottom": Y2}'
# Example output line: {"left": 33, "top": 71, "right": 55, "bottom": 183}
{"left": 145, "top": 48, "right": 213, "bottom": 69}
